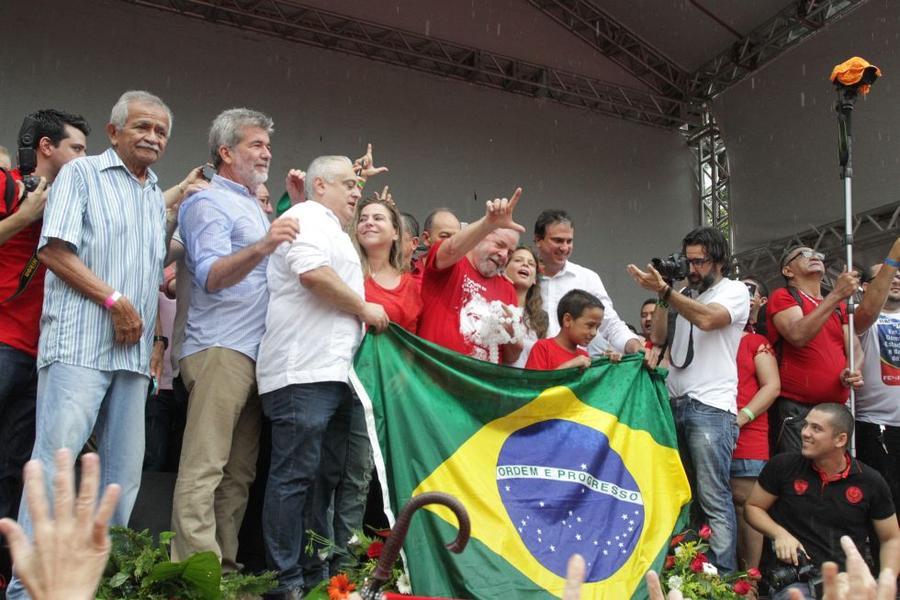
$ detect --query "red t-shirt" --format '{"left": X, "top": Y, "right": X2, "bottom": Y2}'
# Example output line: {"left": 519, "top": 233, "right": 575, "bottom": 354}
{"left": 364, "top": 272, "right": 423, "bottom": 334}
{"left": 766, "top": 287, "right": 848, "bottom": 404}
{"left": 734, "top": 333, "right": 773, "bottom": 460}
{"left": 0, "top": 168, "right": 47, "bottom": 358}
{"left": 418, "top": 240, "right": 518, "bottom": 362}
{"left": 524, "top": 337, "right": 589, "bottom": 370}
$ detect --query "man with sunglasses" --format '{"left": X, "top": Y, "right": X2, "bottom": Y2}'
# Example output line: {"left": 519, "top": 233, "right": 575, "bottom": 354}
{"left": 766, "top": 246, "right": 863, "bottom": 456}
{"left": 628, "top": 226, "right": 750, "bottom": 573}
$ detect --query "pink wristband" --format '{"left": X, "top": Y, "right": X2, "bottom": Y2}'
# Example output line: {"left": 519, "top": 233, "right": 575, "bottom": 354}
{"left": 104, "top": 291, "right": 122, "bottom": 309}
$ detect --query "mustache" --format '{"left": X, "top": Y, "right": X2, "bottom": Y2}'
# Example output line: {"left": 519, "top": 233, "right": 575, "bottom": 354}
{"left": 136, "top": 142, "right": 160, "bottom": 152}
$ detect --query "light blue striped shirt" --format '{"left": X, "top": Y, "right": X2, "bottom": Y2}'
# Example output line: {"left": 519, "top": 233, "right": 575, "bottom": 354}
{"left": 178, "top": 175, "right": 270, "bottom": 361}
{"left": 38, "top": 148, "right": 166, "bottom": 375}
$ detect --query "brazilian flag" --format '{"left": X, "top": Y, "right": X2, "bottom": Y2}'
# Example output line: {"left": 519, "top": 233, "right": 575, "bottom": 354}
{"left": 351, "top": 326, "right": 691, "bottom": 599}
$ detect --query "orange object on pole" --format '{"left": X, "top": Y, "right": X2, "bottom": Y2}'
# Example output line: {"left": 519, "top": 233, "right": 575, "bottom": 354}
{"left": 830, "top": 57, "right": 882, "bottom": 95}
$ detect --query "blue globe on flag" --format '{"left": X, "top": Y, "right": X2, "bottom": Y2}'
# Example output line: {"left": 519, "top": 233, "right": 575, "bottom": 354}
{"left": 496, "top": 419, "right": 645, "bottom": 582}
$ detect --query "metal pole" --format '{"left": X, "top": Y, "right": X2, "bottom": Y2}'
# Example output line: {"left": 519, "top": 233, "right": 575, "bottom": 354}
{"left": 837, "top": 98, "right": 856, "bottom": 456}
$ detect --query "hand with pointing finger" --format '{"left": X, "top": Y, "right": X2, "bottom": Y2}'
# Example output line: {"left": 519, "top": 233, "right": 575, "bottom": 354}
{"left": 484, "top": 187, "right": 525, "bottom": 233}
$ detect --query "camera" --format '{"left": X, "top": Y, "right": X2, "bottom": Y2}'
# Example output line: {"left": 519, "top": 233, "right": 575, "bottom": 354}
{"left": 767, "top": 553, "right": 822, "bottom": 597}
{"left": 651, "top": 252, "right": 689, "bottom": 282}
{"left": 17, "top": 116, "right": 41, "bottom": 193}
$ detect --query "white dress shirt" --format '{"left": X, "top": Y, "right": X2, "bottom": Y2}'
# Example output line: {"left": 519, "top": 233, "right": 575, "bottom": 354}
{"left": 539, "top": 260, "right": 639, "bottom": 355}
{"left": 256, "top": 200, "right": 364, "bottom": 394}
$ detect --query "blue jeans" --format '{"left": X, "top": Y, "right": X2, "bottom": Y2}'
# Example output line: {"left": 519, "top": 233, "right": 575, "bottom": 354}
{"left": 327, "top": 393, "right": 373, "bottom": 575}
{"left": 6, "top": 362, "right": 148, "bottom": 600}
{"left": 672, "top": 395, "right": 739, "bottom": 573}
{"left": 261, "top": 382, "right": 353, "bottom": 593}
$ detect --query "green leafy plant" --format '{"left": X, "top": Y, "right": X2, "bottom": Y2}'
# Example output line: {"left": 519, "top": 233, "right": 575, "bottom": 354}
{"left": 96, "top": 527, "right": 276, "bottom": 600}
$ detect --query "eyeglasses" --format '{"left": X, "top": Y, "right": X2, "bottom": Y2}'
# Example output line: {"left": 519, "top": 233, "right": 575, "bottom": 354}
{"left": 686, "top": 257, "right": 712, "bottom": 267}
{"left": 783, "top": 249, "right": 825, "bottom": 266}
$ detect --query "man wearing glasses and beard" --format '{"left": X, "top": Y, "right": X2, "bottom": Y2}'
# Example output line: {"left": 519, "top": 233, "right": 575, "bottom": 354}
{"left": 628, "top": 226, "right": 750, "bottom": 574}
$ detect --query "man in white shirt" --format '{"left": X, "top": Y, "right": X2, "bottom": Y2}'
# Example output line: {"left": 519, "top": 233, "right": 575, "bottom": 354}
{"left": 533, "top": 209, "right": 642, "bottom": 356}
{"left": 628, "top": 226, "right": 749, "bottom": 574}
{"left": 255, "top": 155, "right": 388, "bottom": 598}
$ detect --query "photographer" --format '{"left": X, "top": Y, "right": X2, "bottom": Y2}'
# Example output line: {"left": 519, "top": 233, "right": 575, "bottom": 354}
{"left": 0, "top": 109, "right": 89, "bottom": 582}
{"left": 627, "top": 226, "right": 750, "bottom": 573}
{"left": 744, "top": 403, "right": 900, "bottom": 600}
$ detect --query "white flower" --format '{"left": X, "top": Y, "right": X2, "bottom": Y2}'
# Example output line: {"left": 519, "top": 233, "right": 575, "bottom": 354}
{"left": 396, "top": 573, "right": 412, "bottom": 594}
{"left": 667, "top": 575, "right": 683, "bottom": 590}
{"left": 674, "top": 545, "right": 684, "bottom": 556}
{"left": 347, "top": 534, "right": 361, "bottom": 548}
{"left": 702, "top": 562, "right": 718, "bottom": 576}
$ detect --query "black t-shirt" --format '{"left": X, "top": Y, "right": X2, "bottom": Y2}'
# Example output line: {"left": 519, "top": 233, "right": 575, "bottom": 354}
{"left": 758, "top": 452, "right": 895, "bottom": 570}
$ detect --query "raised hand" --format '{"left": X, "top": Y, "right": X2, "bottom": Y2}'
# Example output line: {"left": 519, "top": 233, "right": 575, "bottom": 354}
{"left": 353, "top": 143, "right": 389, "bottom": 179}
{"left": 627, "top": 263, "right": 668, "bottom": 293}
{"left": 285, "top": 169, "right": 306, "bottom": 204}
{"left": 484, "top": 187, "right": 525, "bottom": 233}
{"left": 0, "top": 449, "right": 121, "bottom": 600}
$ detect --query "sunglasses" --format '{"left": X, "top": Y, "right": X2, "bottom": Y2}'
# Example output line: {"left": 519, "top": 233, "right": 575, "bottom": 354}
{"left": 686, "top": 257, "right": 712, "bottom": 267}
{"left": 783, "top": 249, "right": 825, "bottom": 267}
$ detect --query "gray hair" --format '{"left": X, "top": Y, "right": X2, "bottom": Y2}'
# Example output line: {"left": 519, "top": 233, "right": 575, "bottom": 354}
{"left": 208, "top": 108, "right": 274, "bottom": 168}
{"left": 305, "top": 155, "right": 353, "bottom": 200}
{"left": 109, "top": 90, "right": 173, "bottom": 135}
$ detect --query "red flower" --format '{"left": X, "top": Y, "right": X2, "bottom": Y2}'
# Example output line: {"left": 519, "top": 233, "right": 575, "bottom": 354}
{"left": 664, "top": 555, "right": 676, "bottom": 569}
{"left": 327, "top": 573, "right": 356, "bottom": 600}
{"left": 367, "top": 540, "right": 384, "bottom": 559}
{"left": 698, "top": 524, "right": 712, "bottom": 539}
{"left": 733, "top": 579, "right": 752, "bottom": 595}
{"left": 375, "top": 529, "right": 392, "bottom": 538}
{"left": 747, "top": 567, "right": 762, "bottom": 580}
{"left": 689, "top": 553, "right": 708, "bottom": 573}
{"left": 670, "top": 534, "right": 686, "bottom": 548}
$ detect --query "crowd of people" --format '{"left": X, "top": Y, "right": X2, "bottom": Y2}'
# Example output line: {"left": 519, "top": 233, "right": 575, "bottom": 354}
{"left": 1, "top": 90, "right": 900, "bottom": 599}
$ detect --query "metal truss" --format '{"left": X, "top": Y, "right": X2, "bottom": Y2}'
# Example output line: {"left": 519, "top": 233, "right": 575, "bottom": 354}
{"left": 685, "top": 109, "right": 732, "bottom": 248}
{"left": 733, "top": 200, "right": 900, "bottom": 291}
{"left": 525, "top": 0, "right": 690, "bottom": 98}
{"left": 120, "top": 0, "right": 693, "bottom": 128}
{"left": 689, "top": 0, "right": 870, "bottom": 99}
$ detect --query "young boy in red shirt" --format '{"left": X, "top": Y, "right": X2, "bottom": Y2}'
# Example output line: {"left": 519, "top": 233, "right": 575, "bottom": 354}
{"left": 526, "top": 288, "right": 618, "bottom": 370}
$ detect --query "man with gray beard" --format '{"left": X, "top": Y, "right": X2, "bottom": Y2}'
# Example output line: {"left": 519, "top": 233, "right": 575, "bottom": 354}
{"left": 170, "top": 108, "right": 299, "bottom": 568}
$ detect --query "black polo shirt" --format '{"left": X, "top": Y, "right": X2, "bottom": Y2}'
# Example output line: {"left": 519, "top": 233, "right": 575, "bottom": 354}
{"left": 758, "top": 452, "right": 895, "bottom": 570}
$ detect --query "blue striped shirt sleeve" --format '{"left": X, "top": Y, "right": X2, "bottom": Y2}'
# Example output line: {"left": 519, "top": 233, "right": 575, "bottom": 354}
{"left": 180, "top": 195, "right": 234, "bottom": 292}
{"left": 39, "top": 160, "right": 87, "bottom": 251}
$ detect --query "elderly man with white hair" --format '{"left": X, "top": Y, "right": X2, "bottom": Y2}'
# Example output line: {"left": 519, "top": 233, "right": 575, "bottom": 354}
{"left": 6, "top": 90, "right": 173, "bottom": 600}
{"left": 170, "top": 108, "right": 299, "bottom": 569}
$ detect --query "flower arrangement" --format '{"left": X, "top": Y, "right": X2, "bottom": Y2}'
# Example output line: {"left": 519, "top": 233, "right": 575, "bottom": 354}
{"left": 305, "top": 529, "right": 411, "bottom": 600}
{"left": 661, "top": 525, "right": 761, "bottom": 599}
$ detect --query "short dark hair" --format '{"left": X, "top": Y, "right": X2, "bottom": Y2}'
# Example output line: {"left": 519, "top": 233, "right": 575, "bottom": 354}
{"left": 534, "top": 209, "right": 573, "bottom": 239}
{"left": 811, "top": 403, "right": 854, "bottom": 440}
{"left": 400, "top": 212, "right": 419, "bottom": 237}
{"left": 742, "top": 275, "right": 769, "bottom": 297}
{"left": 682, "top": 226, "right": 731, "bottom": 276}
{"left": 20, "top": 109, "right": 90, "bottom": 150}
{"left": 641, "top": 298, "right": 657, "bottom": 310}
{"left": 557, "top": 289, "right": 604, "bottom": 325}
{"left": 423, "top": 208, "right": 456, "bottom": 234}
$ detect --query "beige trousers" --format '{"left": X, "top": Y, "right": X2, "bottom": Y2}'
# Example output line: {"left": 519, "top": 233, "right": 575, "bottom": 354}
{"left": 170, "top": 347, "right": 261, "bottom": 570}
